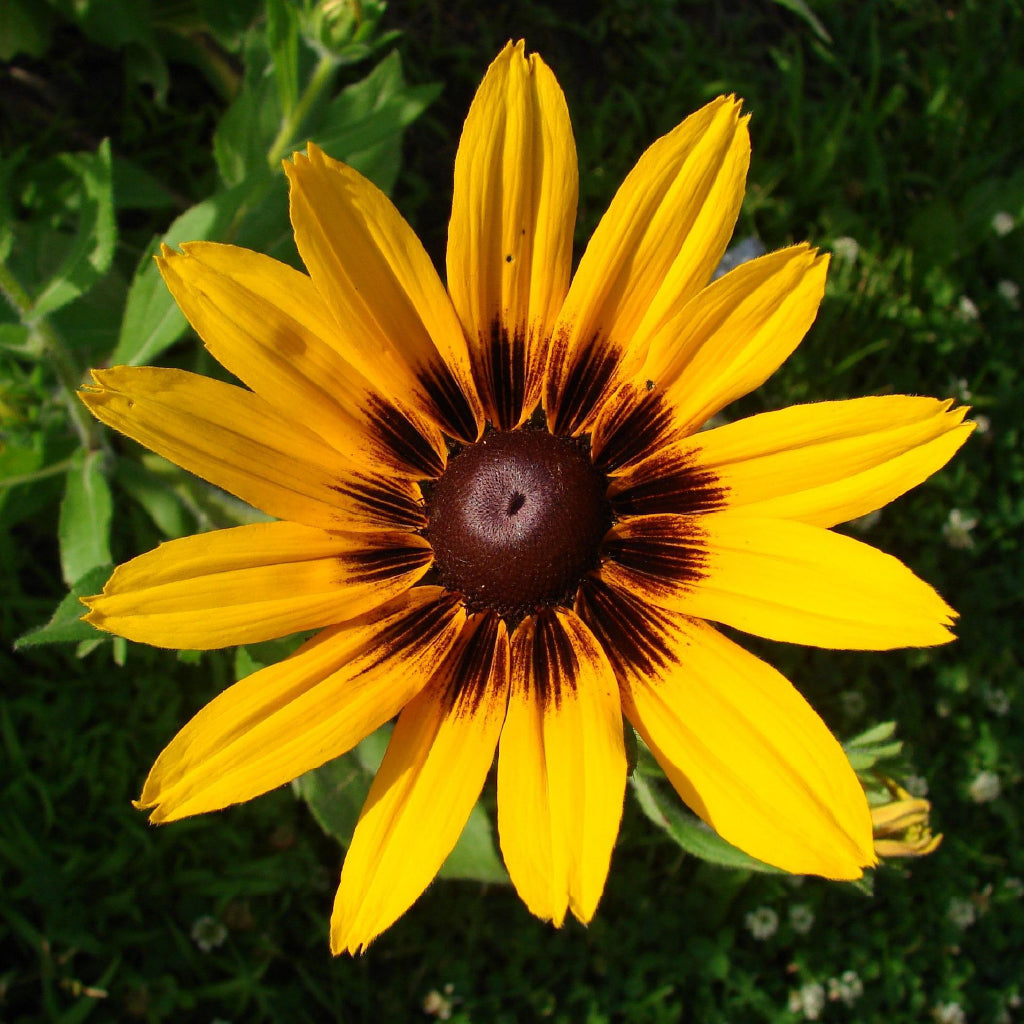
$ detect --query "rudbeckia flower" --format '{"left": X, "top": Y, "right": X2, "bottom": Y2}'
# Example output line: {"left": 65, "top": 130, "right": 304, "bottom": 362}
{"left": 80, "top": 41, "right": 972, "bottom": 954}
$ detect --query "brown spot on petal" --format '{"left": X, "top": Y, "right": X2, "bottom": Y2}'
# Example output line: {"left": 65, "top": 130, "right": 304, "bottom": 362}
{"left": 610, "top": 447, "right": 728, "bottom": 517}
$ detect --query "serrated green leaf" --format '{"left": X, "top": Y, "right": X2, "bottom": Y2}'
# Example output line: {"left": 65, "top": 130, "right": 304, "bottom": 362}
{"left": 111, "top": 182, "right": 257, "bottom": 365}
{"left": 58, "top": 448, "right": 113, "bottom": 586}
{"left": 631, "top": 773, "right": 782, "bottom": 874}
{"left": 14, "top": 564, "right": 112, "bottom": 649}
{"left": 30, "top": 139, "right": 116, "bottom": 319}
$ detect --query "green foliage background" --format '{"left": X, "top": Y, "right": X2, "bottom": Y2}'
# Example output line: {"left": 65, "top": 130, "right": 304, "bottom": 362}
{"left": 2, "top": 0, "right": 1021, "bottom": 1020}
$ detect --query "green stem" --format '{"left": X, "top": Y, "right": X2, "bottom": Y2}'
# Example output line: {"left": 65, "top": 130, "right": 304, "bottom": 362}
{"left": 0, "top": 260, "right": 100, "bottom": 451}
{"left": 0, "top": 457, "right": 75, "bottom": 491}
{"left": 266, "top": 53, "right": 338, "bottom": 169}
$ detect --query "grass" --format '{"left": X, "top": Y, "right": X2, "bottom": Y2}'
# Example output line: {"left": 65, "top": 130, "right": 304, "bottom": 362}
{"left": 2, "top": 0, "right": 1022, "bottom": 1020}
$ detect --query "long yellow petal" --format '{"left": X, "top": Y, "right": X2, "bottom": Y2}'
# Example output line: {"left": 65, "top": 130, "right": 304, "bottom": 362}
{"left": 497, "top": 609, "right": 626, "bottom": 926}
{"left": 136, "top": 589, "right": 465, "bottom": 823}
{"left": 82, "top": 522, "right": 431, "bottom": 649}
{"left": 546, "top": 97, "right": 750, "bottom": 435}
{"left": 609, "top": 396, "right": 973, "bottom": 526}
{"left": 286, "top": 145, "right": 483, "bottom": 441}
{"left": 331, "top": 613, "right": 510, "bottom": 954}
{"left": 447, "top": 40, "right": 577, "bottom": 428}
{"left": 603, "top": 512, "right": 957, "bottom": 649}
{"left": 593, "top": 245, "right": 828, "bottom": 472}
{"left": 159, "top": 242, "right": 445, "bottom": 478}
{"left": 80, "top": 366, "right": 424, "bottom": 532}
{"left": 576, "top": 576, "right": 874, "bottom": 878}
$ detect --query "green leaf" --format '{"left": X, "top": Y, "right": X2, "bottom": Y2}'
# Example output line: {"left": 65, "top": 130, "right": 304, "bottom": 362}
{"left": 266, "top": 0, "right": 301, "bottom": 120}
{"left": 111, "top": 182, "right": 257, "bottom": 366}
{"left": 294, "top": 723, "right": 508, "bottom": 884}
{"left": 0, "top": 0, "right": 54, "bottom": 60}
{"left": 437, "top": 803, "right": 509, "bottom": 884}
{"left": 14, "top": 564, "right": 112, "bottom": 649}
{"left": 315, "top": 52, "right": 441, "bottom": 192}
{"left": 30, "top": 139, "right": 116, "bottom": 319}
{"left": 114, "top": 457, "right": 190, "bottom": 538}
{"left": 771, "top": 0, "right": 833, "bottom": 44}
{"left": 58, "top": 448, "right": 113, "bottom": 586}
{"left": 630, "top": 773, "right": 782, "bottom": 874}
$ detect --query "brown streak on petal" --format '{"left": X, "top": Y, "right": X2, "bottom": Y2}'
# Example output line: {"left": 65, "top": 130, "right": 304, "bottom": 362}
{"left": 479, "top": 317, "right": 530, "bottom": 430}
{"left": 594, "top": 390, "right": 676, "bottom": 472}
{"left": 576, "top": 576, "right": 681, "bottom": 681}
{"left": 357, "top": 592, "right": 463, "bottom": 675}
{"left": 610, "top": 448, "right": 728, "bottom": 516}
{"left": 419, "top": 365, "right": 479, "bottom": 443}
{"left": 345, "top": 544, "right": 433, "bottom": 585}
{"left": 365, "top": 395, "right": 445, "bottom": 478}
{"left": 442, "top": 612, "right": 507, "bottom": 717}
{"left": 329, "top": 479, "right": 426, "bottom": 530}
{"left": 549, "top": 326, "right": 619, "bottom": 437}
{"left": 605, "top": 518, "right": 710, "bottom": 588}
{"left": 532, "top": 608, "right": 577, "bottom": 709}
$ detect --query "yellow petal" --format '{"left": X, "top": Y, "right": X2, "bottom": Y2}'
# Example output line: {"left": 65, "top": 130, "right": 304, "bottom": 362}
{"left": 82, "top": 522, "right": 431, "bottom": 649}
{"left": 136, "top": 588, "right": 465, "bottom": 823}
{"left": 576, "top": 576, "right": 874, "bottom": 878}
{"left": 447, "top": 41, "right": 577, "bottom": 428}
{"left": 286, "top": 144, "right": 483, "bottom": 441}
{"left": 159, "top": 242, "right": 445, "bottom": 478}
{"left": 593, "top": 245, "right": 828, "bottom": 472}
{"left": 80, "top": 366, "right": 424, "bottom": 532}
{"left": 331, "top": 613, "right": 510, "bottom": 954}
{"left": 546, "top": 97, "right": 750, "bottom": 435}
{"left": 497, "top": 609, "right": 626, "bottom": 926}
{"left": 610, "top": 396, "right": 973, "bottom": 526}
{"left": 603, "top": 512, "right": 957, "bottom": 649}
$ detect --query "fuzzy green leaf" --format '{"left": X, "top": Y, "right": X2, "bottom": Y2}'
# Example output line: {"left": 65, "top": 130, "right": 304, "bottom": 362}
{"left": 58, "top": 448, "right": 113, "bottom": 587}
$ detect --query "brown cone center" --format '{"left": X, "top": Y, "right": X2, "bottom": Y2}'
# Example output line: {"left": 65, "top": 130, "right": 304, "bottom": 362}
{"left": 425, "top": 430, "right": 612, "bottom": 620}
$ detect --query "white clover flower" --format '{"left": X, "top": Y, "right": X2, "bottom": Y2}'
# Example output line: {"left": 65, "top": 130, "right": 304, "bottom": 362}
{"left": 190, "top": 914, "right": 228, "bottom": 953}
{"left": 984, "top": 688, "right": 1011, "bottom": 716}
{"left": 992, "top": 210, "right": 1015, "bottom": 236}
{"left": 789, "top": 982, "right": 827, "bottom": 1020}
{"left": 904, "top": 774, "right": 929, "bottom": 798}
{"left": 422, "top": 987, "right": 454, "bottom": 1020}
{"left": 972, "top": 414, "right": 991, "bottom": 436}
{"left": 969, "top": 770, "right": 1001, "bottom": 803}
{"left": 745, "top": 906, "right": 779, "bottom": 940}
{"left": 831, "top": 236, "right": 860, "bottom": 263}
{"left": 789, "top": 903, "right": 815, "bottom": 935}
{"left": 849, "top": 508, "right": 883, "bottom": 533}
{"left": 997, "top": 279, "right": 1021, "bottom": 309}
{"left": 933, "top": 1002, "right": 967, "bottom": 1024}
{"left": 955, "top": 295, "right": 980, "bottom": 322}
{"left": 943, "top": 509, "right": 978, "bottom": 550}
{"left": 947, "top": 896, "right": 977, "bottom": 929}
{"left": 828, "top": 970, "right": 864, "bottom": 1006}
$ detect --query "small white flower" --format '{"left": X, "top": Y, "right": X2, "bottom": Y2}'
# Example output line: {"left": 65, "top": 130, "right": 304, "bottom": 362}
{"left": 789, "top": 903, "right": 815, "bottom": 935}
{"left": 745, "top": 906, "right": 779, "bottom": 940}
{"left": 968, "top": 769, "right": 1001, "bottom": 803}
{"left": 984, "top": 688, "right": 1011, "bottom": 716}
{"left": 932, "top": 1001, "right": 967, "bottom": 1024}
{"left": 997, "top": 279, "right": 1020, "bottom": 309}
{"left": 943, "top": 509, "right": 978, "bottom": 550}
{"left": 828, "top": 970, "right": 864, "bottom": 1006}
{"left": 947, "top": 896, "right": 977, "bottom": 929}
{"left": 972, "top": 414, "right": 991, "bottom": 436}
{"left": 955, "top": 295, "right": 980, "bottom": 322}
{"left": 831, "top": 236, "right": 860, "bottom": 263}
{"left": 849, "top": 508, "right": 883, "bottom": 533}
{"left": 954, "top": 378, "right": 974, "bottom": 402}
{"left": 789, "top": 982, "right": 827, "bottom": 1020}
{"left": 992, "top": 210, "right": 1015, "bottom": 236}
{"left": 190, "top": 915, "right": 228, "bottom": 953}
{"left": 839, "top": 690, "right": 867, "bottom": 718}
{"left": 422, "top": 988, "right": 454, "bottom": 1020}
{"left": 1002, "top": 877, "right": 1024, "bottom": 898}
{"left": 904, "top": 774, "right": 929, "bottom": 798}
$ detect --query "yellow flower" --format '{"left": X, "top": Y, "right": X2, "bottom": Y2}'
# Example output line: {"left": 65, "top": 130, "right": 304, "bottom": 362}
{"left": 870, "top": 779, "right": 943, "bottom": 858}
{"left": 79, "top": 42, "right": 972, "bottom": 954}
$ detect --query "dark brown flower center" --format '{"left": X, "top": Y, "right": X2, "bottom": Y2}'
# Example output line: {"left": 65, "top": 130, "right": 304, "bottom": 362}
{"left": 425, "top": 429, "right": 612, "bottom": 620}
